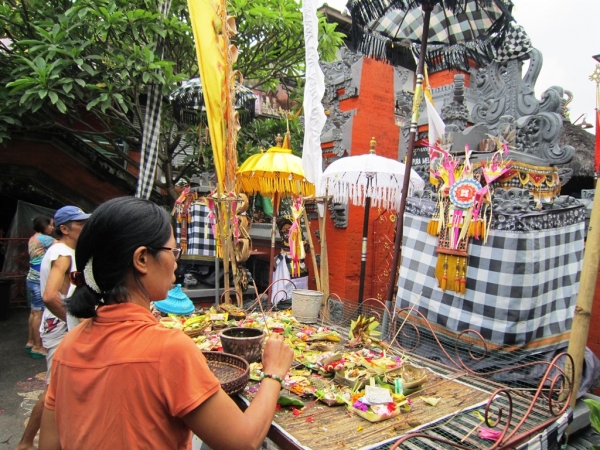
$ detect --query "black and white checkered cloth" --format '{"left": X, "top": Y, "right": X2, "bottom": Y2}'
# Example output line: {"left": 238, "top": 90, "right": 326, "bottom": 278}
{"left": 175, "top": 202, "right": 217, "bottom": 257}
{"left": 135, "top": 0, "right": 171, "bottom": 200}
{"left": 373, "top": 1, "right": 506, "bottom": 46}
{"left": 396, "top": 212, "right": 585, "bottom": 353}
{"left": 169, "top": 79, "right": 257, "bottom": 126}
{"left": 495, "top": 22, "right": 532, "bottom": 62}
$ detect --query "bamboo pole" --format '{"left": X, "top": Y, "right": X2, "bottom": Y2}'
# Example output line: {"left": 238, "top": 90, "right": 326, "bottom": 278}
{"left": 567, "top": 185, "right": 600, "bottom": 407}
{"left": 302, "top": 207, "right": 321, "bottom": 292}
{"left": 385, "top": 4, "right": 433, "bottom": 309}
{"left": 319, "top": 188, "right": 330, "bottom": 299}
{"left": 228, "top": 237, "right": 243, "bottom": 308}
{"left": 295, "top": 179, "right": 321, "bottom": 292}
{"left": 222, "top": 204, "right": 232, "bottom": 305}
{"left": 267, "top": 192, "right": 281, "bottom": 303}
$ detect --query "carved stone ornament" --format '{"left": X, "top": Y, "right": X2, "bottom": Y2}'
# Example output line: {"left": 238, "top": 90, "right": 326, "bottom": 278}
{"left": 320, "top": 109, "right": 354, "bottom": 158}
{"left": 450, "top": 47, "right": 573, "bottom": 168}
{"left": 513, "top": 113, "right": 574, "bottom": 165}
{"left": 328, "top": 202, "right": 348, "bottom": 229}
{"left": 321, "top": 48, "right": 362, "bottom": 104}
{"left": 395, "top": 90, "right": 413, "bottom": 120}
{"left": 491, "top": 199, "right": 586, "bottom": 232}
{"left": 405, "top": 196, "right": 437, "bottom": 218}
{"left": 491, "top": 188, "right": 537, "bottom": 214}
{"left": 320, "top": 49, "right": 362, "bottom": 160}
{"left": 470, "top": 50, "right": 544, "bottom": 128}
{"left": 405, "top": 192, "right": 585, "bottom": 233}
{"left": 394, "top": 66, "right": 411, "bottom": 90}
{"left": 441, "top": 74, "right": 469, "bottom": 131}
{"left": 582, "top": 189, "right": 595, "bottom": 200}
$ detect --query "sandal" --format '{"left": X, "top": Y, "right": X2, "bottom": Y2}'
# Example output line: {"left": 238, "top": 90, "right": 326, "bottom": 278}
{"left": 31, "top": 349, "right": 47, "bottom": 359}
{"left": 25, "top": 345, "right": 33, "bottom": 354}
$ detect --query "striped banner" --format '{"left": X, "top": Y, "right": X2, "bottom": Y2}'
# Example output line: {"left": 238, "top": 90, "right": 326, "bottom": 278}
{"left": 136, "top": 1, "right": 172, "bottom": 199}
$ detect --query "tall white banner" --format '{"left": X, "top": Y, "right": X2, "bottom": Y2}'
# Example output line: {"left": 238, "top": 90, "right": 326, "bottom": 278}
{"left": 301, "top": 0, "right": 327, "bottom": 216}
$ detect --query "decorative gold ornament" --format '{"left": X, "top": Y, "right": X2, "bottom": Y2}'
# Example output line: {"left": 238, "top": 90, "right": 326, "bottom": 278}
{"left": 589, "top": 64, "right": 600, "bottom": 84}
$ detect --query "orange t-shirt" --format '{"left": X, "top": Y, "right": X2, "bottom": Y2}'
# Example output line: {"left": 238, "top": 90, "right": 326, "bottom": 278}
{"left": 45, "top": 303, "right": 220, "bottom": 449}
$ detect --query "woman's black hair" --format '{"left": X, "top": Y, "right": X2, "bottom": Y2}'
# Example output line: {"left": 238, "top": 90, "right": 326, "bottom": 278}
{"left": 33, "top": 216, "right": 52, "bottom": 233}
{"left": 66, "top": 197, "right": 172, "bottom": 318}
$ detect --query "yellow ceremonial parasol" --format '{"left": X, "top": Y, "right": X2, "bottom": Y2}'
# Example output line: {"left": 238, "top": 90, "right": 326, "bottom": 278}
{"left": 236, "top": 133, "right": 314, "bottom": 299}
{"left": 236, "top": 143, "right": 315, "bottom": 198}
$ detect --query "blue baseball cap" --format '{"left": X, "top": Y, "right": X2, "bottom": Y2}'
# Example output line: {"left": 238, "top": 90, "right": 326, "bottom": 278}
{"left": 54, "top": 206, "right": 91, "bottom": 227}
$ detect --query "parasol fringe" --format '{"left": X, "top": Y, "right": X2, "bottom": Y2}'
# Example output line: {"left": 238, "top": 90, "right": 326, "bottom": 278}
{"left": 355, "top": 24, "right": 501, "bottom": 73}
{"left": 350, "top": 0, "right": 500, "bottom": 27}
{"left": 236, "top": 177, "right": 315, "bottom": 198}
{"left": 350, "top": 0, "right": 506, "bottom": 26}
{"left": 330, "top": 181, "right": 421, "bottom": 211}
{"left": 349, "top": 0, "right": 513, "bottom": 73}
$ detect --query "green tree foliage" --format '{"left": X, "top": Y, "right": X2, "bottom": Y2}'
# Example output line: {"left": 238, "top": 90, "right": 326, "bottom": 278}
{"left": 231, "top": 0, "right": 344, "bottom": 92}
{"left": 237, "top": 116, "right": 304, "bottom": 162}
{"left": 0, "top": 0, "right": 344, "bottom": 200}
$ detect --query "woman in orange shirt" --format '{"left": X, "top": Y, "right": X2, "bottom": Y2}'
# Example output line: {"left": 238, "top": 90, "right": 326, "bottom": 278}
{"left": 39, "top": 197, "right": 293, "bottom": 450}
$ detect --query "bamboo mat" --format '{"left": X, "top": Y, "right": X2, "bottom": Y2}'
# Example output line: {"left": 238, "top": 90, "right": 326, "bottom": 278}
{"left": 242, "top": 370, "right": 490, "bottom": 450}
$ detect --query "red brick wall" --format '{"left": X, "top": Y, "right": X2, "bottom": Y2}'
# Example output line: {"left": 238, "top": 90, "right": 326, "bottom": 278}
{"left": 309, "top": 63, "right": 477, "bottom": 302}
{"left": 429, "top": 69, "right": 470, "bottom": 88}
{"left": 324, "top": 57, "right": 400, "bottom": 303}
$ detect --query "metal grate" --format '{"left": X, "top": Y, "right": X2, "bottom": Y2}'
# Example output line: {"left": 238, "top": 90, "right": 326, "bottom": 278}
{"left": 243, "top": 291, "right": 573, "bottom": 449}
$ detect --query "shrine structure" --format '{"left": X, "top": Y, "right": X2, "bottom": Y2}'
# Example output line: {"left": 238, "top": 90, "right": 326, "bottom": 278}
{"left": 308, "top": 26, "right": 592, "bottom": 382}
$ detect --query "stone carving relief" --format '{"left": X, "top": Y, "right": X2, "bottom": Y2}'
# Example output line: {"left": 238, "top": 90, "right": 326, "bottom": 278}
{"left": 470, "top": 49, "right": 543, "bottom": 127}
{"left": 398, "top": 122, "right": 427, "bottom": 159}
{"left": 582, "top": 189, "right": 595, "bottom": 200}
{"left": 558, "top": 168, "right": 573, "bottom": 187}
{"left": 320, "top": 109, "right": 354, "bottom": 158}
{"left": 454, "top": 47, "right": 573, "bottom": 167}
{"left": 514, "top": 113, "right": 573, "bottom": 165}
{"left": 405, "top": 191, "right": 585, "bottom": 231}
{"left": 492, "top": 188, "right": 537, "bottom": 213}
{"left": 540, "top": 85, "right": 570, "bottom": 117}
{"left": 328, "top": 202, "right": 348, "bottom": 229}
{"left": 470, "top": 65, "right": 506, "bottom": 128}
{"left": 321, "top": 47, "right": 362, "bottom": 104}
{"left": 441, "top": 74, "right": 469, "bottom": 132}
{"left": 394, "top": 90, "right": 413, "bottom": 121}
{"left": 394, "top": 66, "right": 411, "bottom": 90}
{"left": 320, "top": 48, "right": 362, "bottom": 161}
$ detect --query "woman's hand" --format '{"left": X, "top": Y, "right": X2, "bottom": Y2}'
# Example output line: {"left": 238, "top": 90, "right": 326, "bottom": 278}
{"left": 184, "top": 332, "right": 293, "bottom": 449}
{"left": 261, "top": 333, "right": 293, "bottom": 379}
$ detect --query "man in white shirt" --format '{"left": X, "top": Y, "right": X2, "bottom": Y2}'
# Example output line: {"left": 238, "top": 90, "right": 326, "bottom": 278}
{"left": 15, "top": 205, "right": 90, "bottom": 450}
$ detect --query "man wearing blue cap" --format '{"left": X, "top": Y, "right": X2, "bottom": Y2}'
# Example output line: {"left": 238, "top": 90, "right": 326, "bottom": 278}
{"left": 15, "top": 206, "right": 90, "bottom": 450}
{"left": 40, "top": 206, "right": 91, "bottom": 343}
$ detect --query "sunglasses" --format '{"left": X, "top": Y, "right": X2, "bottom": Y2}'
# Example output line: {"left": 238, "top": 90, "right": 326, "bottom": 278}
{"left": 151, "top": 246, "right": 182, "bottom": 261}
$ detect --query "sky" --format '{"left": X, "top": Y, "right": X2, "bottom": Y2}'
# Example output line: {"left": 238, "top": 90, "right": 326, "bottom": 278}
{"left": 320, "top": 0, "right": 600, "bottom": 135}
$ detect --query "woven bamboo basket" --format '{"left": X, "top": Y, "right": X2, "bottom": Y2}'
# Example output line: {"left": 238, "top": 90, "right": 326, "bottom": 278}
{"left": 203, "top": 351, "right": 250, "bottom": 395}
{"left": 183, "top": 321, "right": 211, "bottom": 338}
{"left": 184, "top": 328, "right": 205, "bottom": 338}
